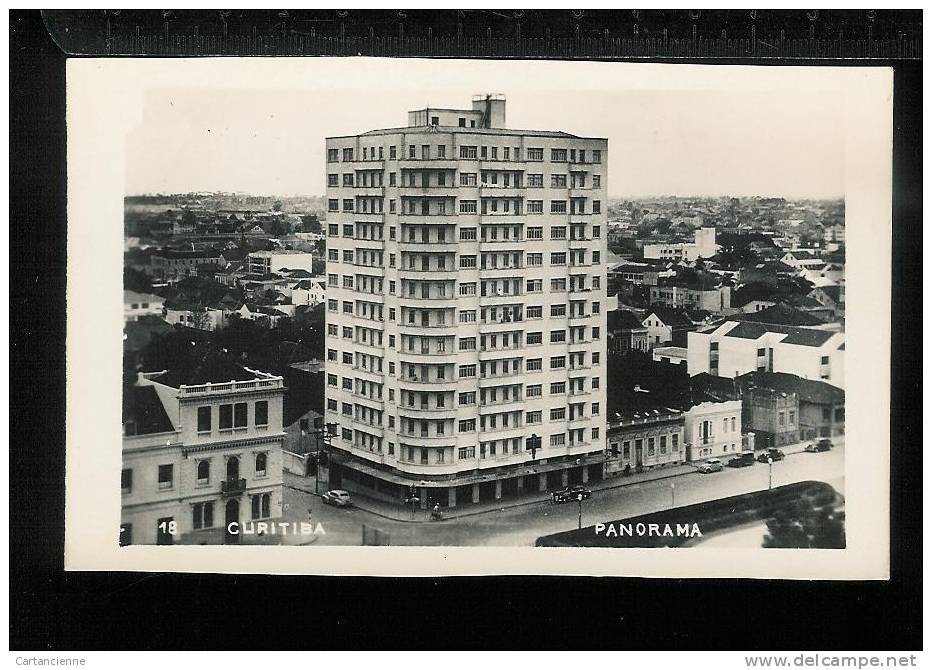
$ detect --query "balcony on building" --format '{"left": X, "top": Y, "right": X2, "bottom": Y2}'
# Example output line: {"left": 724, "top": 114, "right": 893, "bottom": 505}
{"left": 220, "top": 478, "right": 247, "bottom": 497}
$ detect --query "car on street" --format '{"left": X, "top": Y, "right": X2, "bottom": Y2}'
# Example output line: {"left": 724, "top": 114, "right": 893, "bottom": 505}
{"left": 726, "top": 452, "right": 756, "bottom": 468}
{"left": 321, "top": 489, "right": 353, "bottom": 507}
{"left": 696, "top": 458, "right": 724, "bottom": 473}
{"left": 804, "top": 439, "right": 833, "bottom": 453}
{"left": 756, "top": 448, "right": 786, "bottom": 463}
{"left": 550, "top": 485, "right": 592, "bottom": 504}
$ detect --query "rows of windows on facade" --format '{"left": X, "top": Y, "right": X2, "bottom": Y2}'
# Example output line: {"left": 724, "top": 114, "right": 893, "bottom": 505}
{"left": 121, "top": 355, "right": 286, "bottom": 545}
{"left": 318, "top": 95, "right": 609, "bottom": 509}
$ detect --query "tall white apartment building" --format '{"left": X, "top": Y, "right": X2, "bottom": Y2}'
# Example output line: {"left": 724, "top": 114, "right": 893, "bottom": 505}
{"left": 323, "top": 95, "right": 608, "bottom": 508}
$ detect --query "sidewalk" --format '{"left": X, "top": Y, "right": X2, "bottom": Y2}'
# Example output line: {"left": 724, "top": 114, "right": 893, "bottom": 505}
{"left": 283, "top": 437, "right": 842, "bottom": 524}
{"left": 285, "top": 461, "right": 701, "bottom": 524}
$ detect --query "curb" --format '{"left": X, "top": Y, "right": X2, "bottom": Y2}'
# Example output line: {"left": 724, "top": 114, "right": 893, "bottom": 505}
{"left": 283, "top": 446, "right": 840, "bottom": 524}
{"left": 288, "top": 468, "right": 700, "bottom": 523}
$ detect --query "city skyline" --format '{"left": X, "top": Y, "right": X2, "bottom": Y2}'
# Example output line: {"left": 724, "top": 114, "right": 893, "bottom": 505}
{"left": 126, "top": 59, "right": 847, "bottom": 200}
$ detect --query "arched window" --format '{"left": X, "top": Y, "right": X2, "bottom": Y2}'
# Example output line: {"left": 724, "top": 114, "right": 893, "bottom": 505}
{"left": 255, "top": 453, "right": 267, "bottom": 477}
{"left": 197, "top": 460, "right": 210, "bottom": 484}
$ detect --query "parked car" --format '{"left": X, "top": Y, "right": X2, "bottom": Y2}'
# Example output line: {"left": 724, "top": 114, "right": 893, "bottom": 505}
{"left": 321, "top": 489, "right": 353, "bottom": 507}
{"left": 805, "top": 439, "right": 833, "bottom": 453}
{"left": 726, "top": 452, "right": 756, "bottom": 468}
{"left": 756, "top": 448, "right": 786, "bottom": 463}
{"left": 696, "top": 459, "right": 724, "bottom": 474}
{"left": 550, "top": 485, "right": 592, "bottom": 504}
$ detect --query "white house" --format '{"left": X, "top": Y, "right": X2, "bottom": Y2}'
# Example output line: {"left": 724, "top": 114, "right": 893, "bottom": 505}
{"left": 124, "top": 290, "right": 165, "bottom": 322}
{"left": 780, "top": 250, "right": 824, "bottom": 269}
{"left": 686, "top": 321, "right": 845, "bottom": 388}
{"left": 683, "top": 400, "right": 744, "bottom": 461}
{"left": 165, "top": 306, "right": 226, "bottom": 331}
{"left": 290, "top": 279, "right": 327, "bottom": 306}
{"left": 642, "top": 308, "right": 693, "bottom": 348}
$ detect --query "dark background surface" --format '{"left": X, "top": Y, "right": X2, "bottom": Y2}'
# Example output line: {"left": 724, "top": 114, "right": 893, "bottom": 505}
{"left": 9, "top": 9, "right": 921, "bottom": 651}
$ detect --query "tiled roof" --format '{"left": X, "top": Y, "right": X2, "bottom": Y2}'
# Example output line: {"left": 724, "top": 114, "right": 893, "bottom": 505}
{"left": 123, "top": 315, "right": 173, "bottom": 352}
{"left": 646, "top": 306, "right": 693, "bottom": 327}
{"left": 123, "top": 385, "right": 174, "bottom": 435}
{"left": 780, "top": 329, "right": 836, "bottom": 347}
{"left": 723, "top": 321, "right": 837, "bottom": 347}
{"left": 737, "top": 371, "right": 844, "bottom": 406}
{"left": 816, "top": 285, "right": 842, "bottom": 302}
{"left": 608, "top": 309, "right": 646, "bottom": 331}
{"left": 735, "top": 303, "right": 825, "bottom": 327}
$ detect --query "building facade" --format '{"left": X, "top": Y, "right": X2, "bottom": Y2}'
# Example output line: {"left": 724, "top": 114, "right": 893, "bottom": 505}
{"left": 643, "top": 227, "right": 718, "bottom": 261}
{"left": 323, "top": 95, "right": 608, "bottom": 507}
{"left": 123, "top": 290, "right": 165, "bottom": 322}
{"left": 121, "top": 363, "right": 285, "bottom": 545}
{"left": 648, "top": 283, "right": 731, "bottom": 312}
{"left": 683, "top": 400, "right": 744, "bottom": 461}
{"left": 605, "top": 408, "right": 685, "bottom": 476}
{"left": 743, "top": 387, "right": 800, "bottom": 449}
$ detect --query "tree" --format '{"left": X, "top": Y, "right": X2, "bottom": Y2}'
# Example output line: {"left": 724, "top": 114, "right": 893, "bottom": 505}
{"left": 301, "top": 214, "right": 321, "bottom": 233}
{"left": 272, "top": 200, "right": 283, "bottom": 212}
{"left": 181, "top": 208, "right": 197, "bottom": 227}
{"left": 762, "top": 496, "right": 846, "bottom": 549}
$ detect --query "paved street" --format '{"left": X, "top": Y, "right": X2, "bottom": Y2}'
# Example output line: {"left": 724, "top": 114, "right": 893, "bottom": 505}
{"left": 281, "top": 443, "right": 845, "bottom": 546}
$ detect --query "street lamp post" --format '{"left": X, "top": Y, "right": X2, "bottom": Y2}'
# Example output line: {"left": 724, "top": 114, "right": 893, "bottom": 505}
{"left": 670, "top": 481, "right": 675, "bottom": 507}
{"left": 310, "top": 422, "right": 338, "bottom": 495}
{"left": 767, "top": 456, "right": 773, "bottom": 490}
{"left": 577, "top": 493, "right": 584, "bottom": 530}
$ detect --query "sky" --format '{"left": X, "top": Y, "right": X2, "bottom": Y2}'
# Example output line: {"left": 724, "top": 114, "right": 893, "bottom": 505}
{"left": 125, "top": 60, "right": 847, "bottom": 199}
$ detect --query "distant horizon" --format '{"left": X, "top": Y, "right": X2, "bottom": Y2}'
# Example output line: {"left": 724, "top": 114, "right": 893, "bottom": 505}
{"left": 127, "top": 62, "right": 848, "bottom": 200}
{"left": 125, "top": 191, "right": 846, "bottom": 202}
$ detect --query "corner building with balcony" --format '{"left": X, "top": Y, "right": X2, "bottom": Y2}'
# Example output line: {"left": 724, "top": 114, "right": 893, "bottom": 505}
{"left": 324, "top": 95, "right": 609, "bottom": 508}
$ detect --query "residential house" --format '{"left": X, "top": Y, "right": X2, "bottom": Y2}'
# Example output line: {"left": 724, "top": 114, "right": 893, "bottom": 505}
{"left": 164, "top": 299, "right": 226, "bottom": 331}
{"left": 607, "top": 309, "right": 649, "bottom": 353}
{"left": 737, "top": 371, "right": 844, "bottom": 441}
{"left": 780, "top": 250, "right": 824, "bottom": 270}
{"left": 280, "top": 366, "right": 325, "bottom": 457}
{"left": 605, "top": 405, "right": 685, "bottom": 476}
{"left": 642, "top": 307, "right": 695, "bottom": 348}
{"left": 291, "top": 279, "right": 327, "bottom": 307}
{"left": 124, "top": 290, "right": 165, "bottom": 322}
{"left": 683, "top": 400, "right": 745, "bottom": 461}
{"left": 809, "top": 285, "right": 845, "bottom": 319}
{"left": 742, "top": 386, "right": 800, "bottom": 450}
